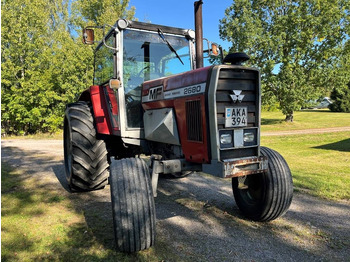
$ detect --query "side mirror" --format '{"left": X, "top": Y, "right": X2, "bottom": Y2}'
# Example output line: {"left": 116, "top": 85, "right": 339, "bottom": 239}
{"left": 210, "top": 43, "right": 220, "bottom": 56}
{"left": 203, "top": 39, "right": 221, "bottom": 58}
{"left": 82, "top": 28, "right": 95, "bottom": 45}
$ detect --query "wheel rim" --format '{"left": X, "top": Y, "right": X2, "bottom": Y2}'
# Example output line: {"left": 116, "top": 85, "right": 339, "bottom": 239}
{"left": 63, "top": 118, "right": 73, "bottom": 181}
{"left": 238, "top": 174, "right": 264, "bottom": 205}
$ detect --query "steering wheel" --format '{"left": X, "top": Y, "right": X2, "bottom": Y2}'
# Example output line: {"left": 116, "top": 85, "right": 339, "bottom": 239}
{"left": 137, "top": 66, "right": 150, "bottom": 78}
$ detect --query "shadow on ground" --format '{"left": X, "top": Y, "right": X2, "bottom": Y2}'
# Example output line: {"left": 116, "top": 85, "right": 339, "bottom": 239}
{"left": 313, "top": 138, "right": 350, "bottom": 152}
{"left": 261, "top": 118, "right": 284, "bottom": 125}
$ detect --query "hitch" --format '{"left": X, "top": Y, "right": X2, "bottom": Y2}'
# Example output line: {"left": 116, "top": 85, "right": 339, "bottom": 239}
{"left": 149, "top": 155, "right": 202, "bottom": 197}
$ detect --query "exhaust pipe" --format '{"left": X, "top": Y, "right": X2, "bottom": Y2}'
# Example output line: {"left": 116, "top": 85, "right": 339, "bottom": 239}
{"left": 194, "top": 0, "right": 203, "bottom": 69}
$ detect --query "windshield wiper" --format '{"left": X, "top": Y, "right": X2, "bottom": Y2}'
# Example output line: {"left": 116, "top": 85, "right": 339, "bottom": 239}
{"left": 158, "top": 28, "right": 184, "bottom": 65}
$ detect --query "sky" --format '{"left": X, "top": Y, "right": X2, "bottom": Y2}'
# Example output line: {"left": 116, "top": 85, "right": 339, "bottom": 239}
{"left": 128, "top": 0, "right": 233, "bottom": 51}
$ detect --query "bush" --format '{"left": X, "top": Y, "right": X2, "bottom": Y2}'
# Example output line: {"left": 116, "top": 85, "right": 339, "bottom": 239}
{"left": 329, "top": 83, "right": 350, "bottom": 113}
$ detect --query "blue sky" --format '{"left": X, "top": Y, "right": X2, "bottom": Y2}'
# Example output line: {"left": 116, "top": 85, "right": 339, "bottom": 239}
{"left": 128, "top": 0, "right": 233, "bottom": 50}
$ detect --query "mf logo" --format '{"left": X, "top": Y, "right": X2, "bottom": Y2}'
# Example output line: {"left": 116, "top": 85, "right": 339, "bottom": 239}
{"left": 148, "top": 86, "right": 163, "bottom": 101}
{"left": 230, "top": 90, "right": 245, "bottom": 103}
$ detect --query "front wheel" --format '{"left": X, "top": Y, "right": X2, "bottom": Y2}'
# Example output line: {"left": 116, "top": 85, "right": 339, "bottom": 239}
{"left": 110, "top": 158, "right": 156, "bottom": 252}
{"left": 232, "top": 147, "right": 293, "bottom": 221}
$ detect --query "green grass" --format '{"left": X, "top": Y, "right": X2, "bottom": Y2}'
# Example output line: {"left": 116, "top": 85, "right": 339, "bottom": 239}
{"left": 1, "top": 163, "right": 179, "bottom": 262}
{"left": 261, "top": 109, "right": 350, "bottom": 132}
{"left": 261, "top": 131, "right": 350, "bottom": 201}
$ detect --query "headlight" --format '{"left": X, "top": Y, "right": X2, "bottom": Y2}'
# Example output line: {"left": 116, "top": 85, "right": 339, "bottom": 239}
{"left": 243, "top": 128, "right": 258, "bottom": 146}
{"left": 220, "top": 133, "right": 232, "bottom": 144}
{"left": 117, "top": 19, "right": 128, "bottom": 30}
{"left": 243, "top": 132, "right": 255, "bottom": 143}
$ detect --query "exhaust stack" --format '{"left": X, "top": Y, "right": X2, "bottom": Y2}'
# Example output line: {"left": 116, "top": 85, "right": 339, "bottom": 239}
{"left": 194, "top": 0, "right": 203, "bottom": 69}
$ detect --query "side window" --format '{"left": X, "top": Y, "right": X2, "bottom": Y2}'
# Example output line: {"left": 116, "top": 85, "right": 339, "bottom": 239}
{"left": 94, "top": 35, "right": 115, "bottom": 84}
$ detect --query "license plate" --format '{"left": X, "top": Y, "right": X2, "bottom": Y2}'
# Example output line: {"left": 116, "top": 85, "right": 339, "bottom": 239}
{"left": 225, "top": 107, "right": 248, "bottom": 127}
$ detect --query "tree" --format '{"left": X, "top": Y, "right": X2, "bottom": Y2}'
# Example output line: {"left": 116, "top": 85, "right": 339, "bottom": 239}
{"left": 219, "top": 0, "right": 350, "bottom": 121}
{"left": 1, "top": 0, "right": 135, "bottom": 135}
{"left": 1, "top": 0, "right": 65, "bottom": 134}
{"left": 72, "top": 0, "right": 135, "bottom": 26}
{"left": 329, "top": 37, "right": 350, "bottom": 113}
{"left": 329, "top": 83, "right": 350, "bottom": 112}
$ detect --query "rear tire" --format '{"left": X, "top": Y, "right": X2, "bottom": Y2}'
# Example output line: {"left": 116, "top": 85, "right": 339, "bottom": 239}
{"left": 64, "top": 101, "right": 109, "bottom": 191}
{"left": 110, "top": 158, "right": 156, "bottom": 252}
{"left": 232, "top": 147, "right": 293, "bottom": 221}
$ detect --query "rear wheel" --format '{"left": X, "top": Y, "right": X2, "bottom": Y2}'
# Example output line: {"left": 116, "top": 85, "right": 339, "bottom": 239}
{"left": 64, "top": 101, "right": 109, "bottom": 191}
{"left": 232, "top": 147, "right": 293, "bottom": 221}
{"left": 110, "top": 158, "right": 156, "bottom": 252}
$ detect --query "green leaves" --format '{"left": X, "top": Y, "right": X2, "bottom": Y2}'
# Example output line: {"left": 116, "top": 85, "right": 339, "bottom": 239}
{"left": 1, "top": 0, "right": 134, "bottom": 134}
{"left": 220, "top": 0, "right": 350, "bottom": 121}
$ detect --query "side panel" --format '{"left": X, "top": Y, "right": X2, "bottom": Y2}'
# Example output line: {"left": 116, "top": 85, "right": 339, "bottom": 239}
{"left": 89, "top": 85, "right": 120, "bottom": 135}
{"left": 142, "top": 67, "right": 212, "bottom": 163}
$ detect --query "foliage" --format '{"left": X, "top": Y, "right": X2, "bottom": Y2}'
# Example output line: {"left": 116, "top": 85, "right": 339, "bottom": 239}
{"left": 1, "top": 0, "right": 135, "bottom": 135}
{"left": 219, "top": 0, "right": 350, "bottom": 121}
{"left": 329, "top": 83, "right": 350, "bottom": 112}
{"left": 72, "top": 0, "right": 135, "bottom": 27}
{"left": 329, "top": 41, "right": 350, "bottom": 112}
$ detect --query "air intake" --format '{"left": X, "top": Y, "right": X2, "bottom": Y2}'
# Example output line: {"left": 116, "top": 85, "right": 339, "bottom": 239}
{"left": 186, "top": 100, "right": 203, "bottom": 142}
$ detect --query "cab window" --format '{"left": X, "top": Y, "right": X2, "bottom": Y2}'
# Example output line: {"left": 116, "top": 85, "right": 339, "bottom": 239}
{"left": 94, "top": 35, "right": 115, "bottom": 84}
{"left": 123, "top": 29, "right": 191, "bottom": 128}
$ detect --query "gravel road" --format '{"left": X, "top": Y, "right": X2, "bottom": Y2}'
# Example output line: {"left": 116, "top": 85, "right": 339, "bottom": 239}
{"left": 2, "top": 139, "right": 350, "bottom": 261}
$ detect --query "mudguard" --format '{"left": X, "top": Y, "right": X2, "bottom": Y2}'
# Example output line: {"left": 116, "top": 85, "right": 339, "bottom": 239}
{"left": 79, "top": 85, "right": 119, "bottom": 135}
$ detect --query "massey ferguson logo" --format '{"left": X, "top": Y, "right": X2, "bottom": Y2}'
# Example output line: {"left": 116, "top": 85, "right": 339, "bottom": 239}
{"left": 230, "top": 90, "right": 245, "bottom": 103}
{"left": 148, "top": 86, "right": 163, "bottom": 101}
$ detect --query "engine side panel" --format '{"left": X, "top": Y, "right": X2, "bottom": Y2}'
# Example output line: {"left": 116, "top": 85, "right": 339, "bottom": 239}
{"left": 142, "top": 67, "right": 212, "bottom": 163}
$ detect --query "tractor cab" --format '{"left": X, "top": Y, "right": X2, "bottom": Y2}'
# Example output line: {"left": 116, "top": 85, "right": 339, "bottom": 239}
{"left": 87, "top": 20, "right": 221, "bottom": 132}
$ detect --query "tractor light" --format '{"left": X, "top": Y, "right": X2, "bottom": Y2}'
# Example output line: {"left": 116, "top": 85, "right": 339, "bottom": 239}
{"left": 243, "top": 128, "right": 258, "bottom": 146}
{"left": 186, "top": 29, "right": 196, "bottom": 40}
{"left": 117, "top": 19, "right": 128, "bottom": 30}
{"left": 243, "top": 132, "right": 255, "bottom": 143}
{"left": 109, "top": 78, "right": 121, "bottom": 89}
{"left": 220, "top": 133, "right": 232, "bottom": 144}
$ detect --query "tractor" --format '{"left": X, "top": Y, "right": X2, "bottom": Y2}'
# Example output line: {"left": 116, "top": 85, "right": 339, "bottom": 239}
{"left": 63, "top": 1, "right": 293, "bottom": 253}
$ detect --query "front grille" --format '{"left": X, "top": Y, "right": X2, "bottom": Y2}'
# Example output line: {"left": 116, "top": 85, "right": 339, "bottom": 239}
{"left": 216, "top": 69, "right": 258, "bottom": 129}
{"left": 186, "top": 100, "right": 203, "bottom": 142}
{"left": 216, "top": 68, "right": 260, "bottom": 160}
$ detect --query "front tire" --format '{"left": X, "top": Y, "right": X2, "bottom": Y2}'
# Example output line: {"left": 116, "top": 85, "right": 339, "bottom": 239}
{"left": 64, "top": 101, "right": 109, "bottom": 191}
{"left": 110, "top": 158, "right": 156, "bottom": 252}
{"left": 232, "top": 147, "right": 293, "bottom": 221}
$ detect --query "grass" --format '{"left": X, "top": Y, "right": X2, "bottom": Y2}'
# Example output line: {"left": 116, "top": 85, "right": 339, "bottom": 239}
{"left": 261, "top": 131, "right": 350, "bottom": 201}
{"left": 261, "top": 109, "right": 350, "bottom": 132}
{"left": 1, "top": 163, "right": 179, "bottom": 262}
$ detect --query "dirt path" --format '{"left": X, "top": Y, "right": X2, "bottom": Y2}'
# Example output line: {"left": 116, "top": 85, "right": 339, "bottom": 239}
{"left": 2, "top": 139, "right": 350, "bottom": 261}
{"left": 262, "top": 126, "right": 350, "bottom": 136}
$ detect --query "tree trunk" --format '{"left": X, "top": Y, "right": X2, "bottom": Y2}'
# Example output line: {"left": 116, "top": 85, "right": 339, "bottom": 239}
{"left": 285, "top": 113, "right": 294, "bottom": 122}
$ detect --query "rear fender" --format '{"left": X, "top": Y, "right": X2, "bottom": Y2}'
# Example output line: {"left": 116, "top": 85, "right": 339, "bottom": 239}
{"left": 78, "top": 85, "right": 119, "bottom": 135}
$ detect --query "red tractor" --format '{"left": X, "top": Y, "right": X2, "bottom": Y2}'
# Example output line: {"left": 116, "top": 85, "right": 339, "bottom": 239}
{"left": 63, "top": 1, "right": 293, "bottom": 253}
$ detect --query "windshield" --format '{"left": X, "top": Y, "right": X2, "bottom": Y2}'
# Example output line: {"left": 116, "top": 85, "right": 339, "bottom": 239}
{"left": 123, "top": 29, "right": 191, "bottom": 128}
